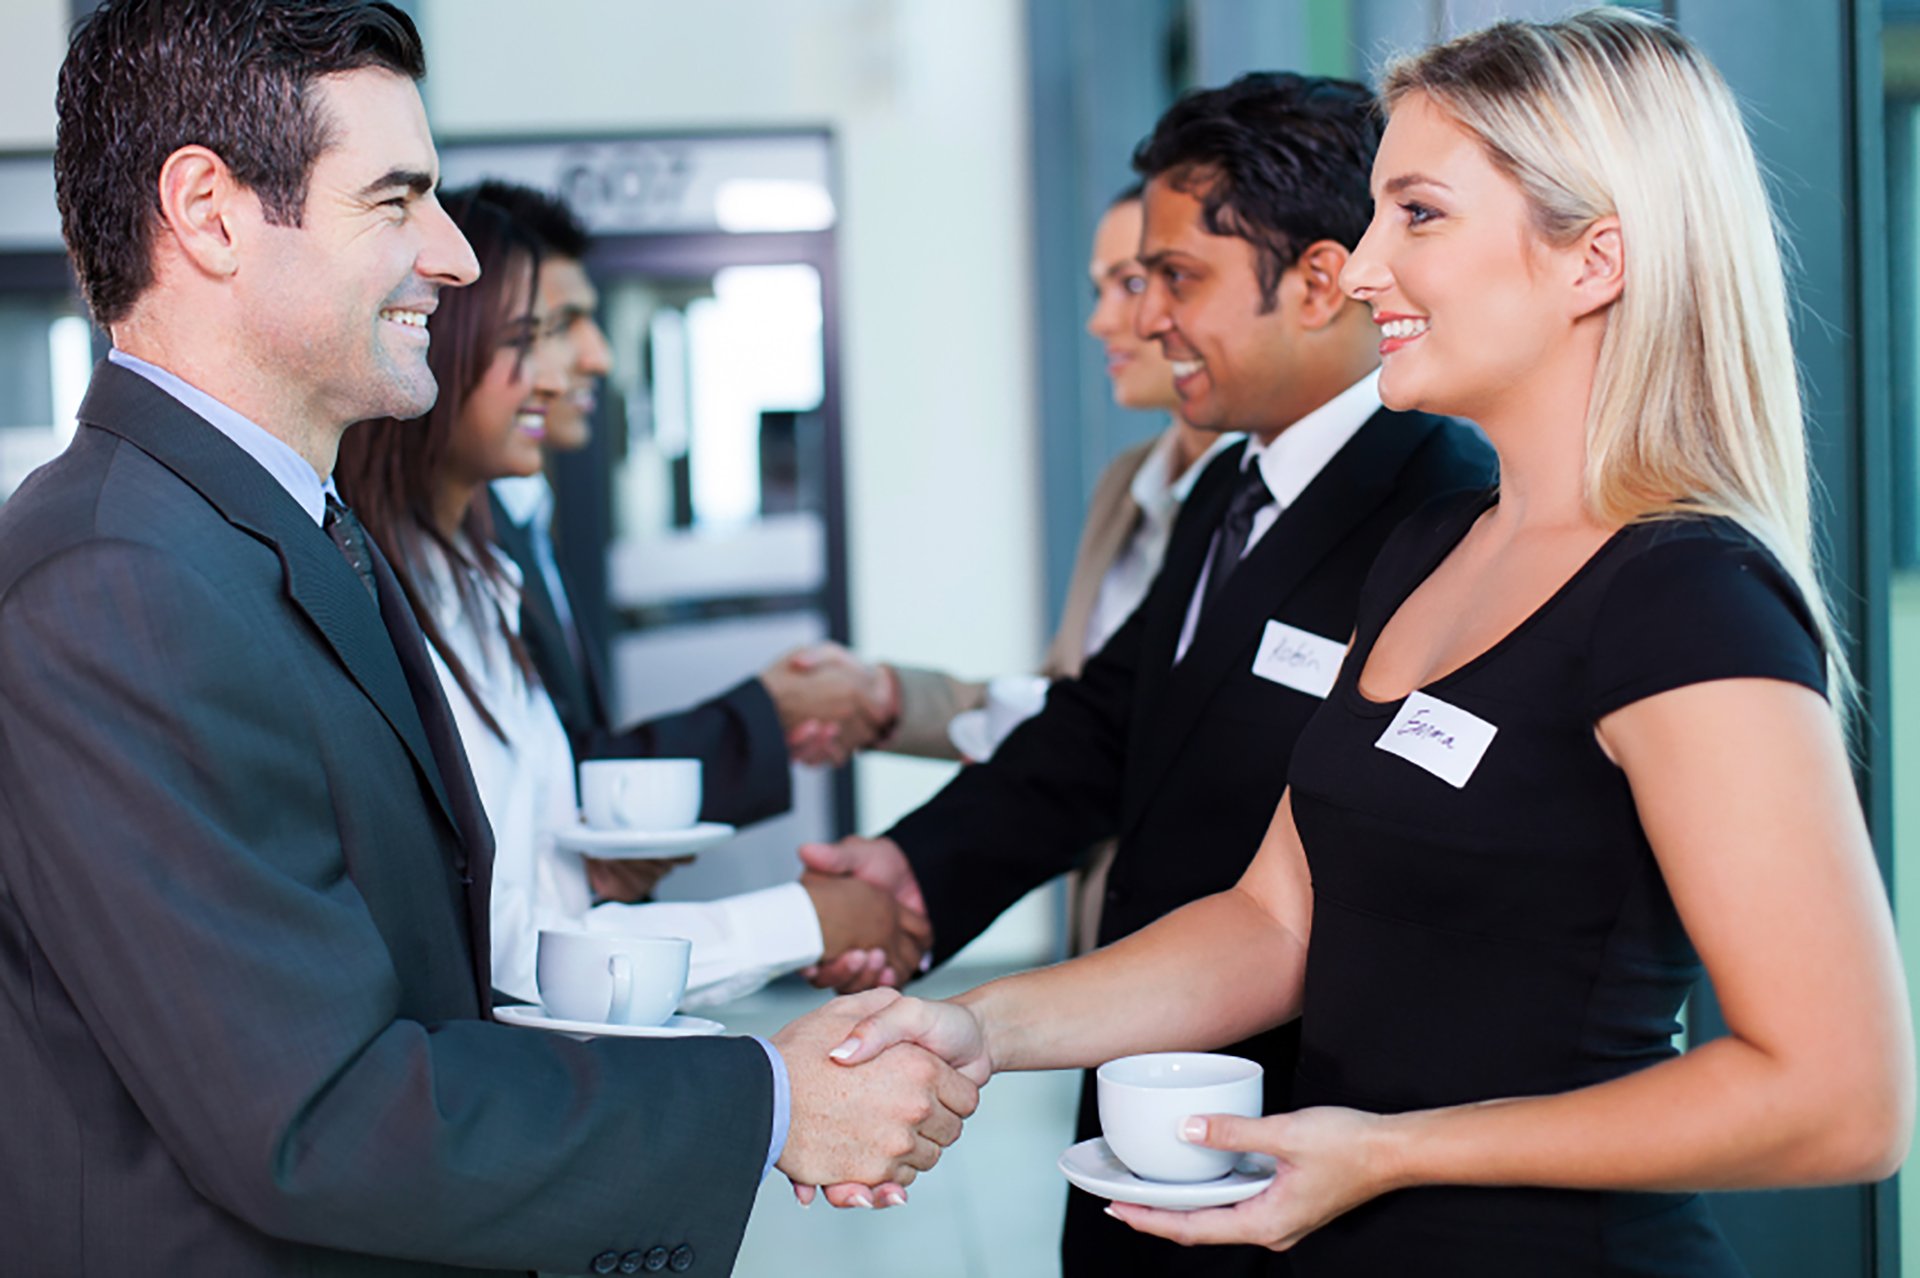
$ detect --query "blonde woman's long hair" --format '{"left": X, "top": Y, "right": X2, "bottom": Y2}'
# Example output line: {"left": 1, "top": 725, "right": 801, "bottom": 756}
{"left": 1381, "top": 8, "right": 1854, "bottom": 716}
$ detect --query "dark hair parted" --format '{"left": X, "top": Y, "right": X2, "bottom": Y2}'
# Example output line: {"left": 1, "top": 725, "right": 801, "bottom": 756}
{"left": 469, "top": 180, "right": 592, "bottom": 261}
{"left": 55, "top": 0, "right": 425, "bottom": 325}
{"left": 335, "top": 192, "right": 543, "bottom": 741}
{"left": 1132, "top": 72, "right": 1380, "bottom": 311}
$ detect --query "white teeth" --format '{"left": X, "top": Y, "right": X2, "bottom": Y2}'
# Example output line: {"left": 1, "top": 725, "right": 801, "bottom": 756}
{"left": 1380, "top": 318, "right": 1429, "bottom": 340}
{"left": 1170, "top": 359, "right": 1205, "bottom": 378}
{"left": 516, "top": 412, "right": 547, "bottom": 433}
{"left": 380, "top": 309, "right": 427, "bottom": 329}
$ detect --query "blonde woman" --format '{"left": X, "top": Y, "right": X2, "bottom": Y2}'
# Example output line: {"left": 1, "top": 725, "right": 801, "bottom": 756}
{"left": 827, "top": 11, "right": 1912, "bottom": 1271}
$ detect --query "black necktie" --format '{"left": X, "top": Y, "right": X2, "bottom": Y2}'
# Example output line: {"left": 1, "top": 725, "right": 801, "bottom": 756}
{"left": 323, "top": 494, "right": 379, "bottom": 605}
{"left": 1198, "top": 462, "right": 1275, "bottom": 624}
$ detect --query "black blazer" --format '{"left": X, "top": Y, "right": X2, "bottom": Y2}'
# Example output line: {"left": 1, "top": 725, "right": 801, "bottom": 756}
{"left": 489, "top": 491, "right": 792, "bottom": 826}
{"left": 0, "top": 362, "right": 774, "bottom": 1277}
{"left": 888, "top": 406, "right": 1496, "bottom": 1278}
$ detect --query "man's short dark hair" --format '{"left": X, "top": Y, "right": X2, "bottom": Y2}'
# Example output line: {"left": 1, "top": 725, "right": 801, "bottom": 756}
{"left": 1132, "top": 72, "right": 1380, "bottom": 312}
{"left": 469, "top": 180, "right": 592, "bottom": 261}
{"left": 55, "top": 0, "right": 426, "bottom": 325}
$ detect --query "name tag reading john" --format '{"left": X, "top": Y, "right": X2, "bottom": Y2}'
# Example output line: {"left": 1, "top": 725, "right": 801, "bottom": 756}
{"left": 1251, "top": 621, "right": 1346, "bottom": 699}
{"left": 1374, "top": 690, "right": 1497, "bottom": 788}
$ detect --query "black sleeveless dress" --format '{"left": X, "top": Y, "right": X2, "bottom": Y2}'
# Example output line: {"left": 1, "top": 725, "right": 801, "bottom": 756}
{"left": 1283, "top": 490, "right": 1827, "bottom": 1277}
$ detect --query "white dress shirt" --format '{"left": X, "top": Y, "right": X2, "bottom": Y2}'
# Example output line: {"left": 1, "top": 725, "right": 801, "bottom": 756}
{"left": 416, "top": 538, "right": 822, "bottom": 1008}
{"left": 1173, "top": 371, "right": 1382, "bottom": 664}
{"left": 1081, "top": 425, "right": 1243, "bottom": 659}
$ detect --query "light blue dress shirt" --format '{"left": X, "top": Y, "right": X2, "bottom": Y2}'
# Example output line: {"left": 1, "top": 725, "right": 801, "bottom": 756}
{"left": 108, "top": 348, "right": 337, "bottom": 523}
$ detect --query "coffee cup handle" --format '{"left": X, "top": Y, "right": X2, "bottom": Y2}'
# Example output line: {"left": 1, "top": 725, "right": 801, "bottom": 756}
{"left": 606, "top": 953, "right": 633, "bottom": 1024}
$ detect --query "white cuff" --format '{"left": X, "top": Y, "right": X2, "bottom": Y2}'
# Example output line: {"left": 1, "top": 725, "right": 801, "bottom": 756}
{"left": 586, "top": 880, "right": 824, "bottom": 1004}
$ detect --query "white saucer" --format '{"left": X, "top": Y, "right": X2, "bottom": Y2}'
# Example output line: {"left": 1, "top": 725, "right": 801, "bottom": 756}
{"left": 947, "top": 709, "right": 994, "bottom": 762}
{"left": 1057, "top": 1137, "right": 1277, "bottom": 1210}
{"left": 552, "top": 821, "right": 735, "bottom": 858}
{"left": 494, "top": 1004, "right": 726, "bottom": 1040}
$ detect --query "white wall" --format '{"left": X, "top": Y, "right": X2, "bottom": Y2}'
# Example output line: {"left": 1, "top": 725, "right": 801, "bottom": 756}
{"left": 419, "top": 0, "right": 1044, "bottom": 837}
{"left": 0, "top": 0, "right": 65, "bottom": 149}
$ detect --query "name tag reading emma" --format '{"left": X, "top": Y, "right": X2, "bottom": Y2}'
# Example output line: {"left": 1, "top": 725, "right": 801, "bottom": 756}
{"left": 1251, "top": 621, "right": 1346, "bottom": 699}
{"left": 1374, "top": 690, "right": 1497, "bottom": 788}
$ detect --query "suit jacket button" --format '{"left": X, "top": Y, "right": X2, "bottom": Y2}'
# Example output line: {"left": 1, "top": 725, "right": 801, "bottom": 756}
{"left": 619, "top": 1250, "right": 646, "bottom": 1274}
{"left": 591, "top": 1252, "right": 620, "bottom": 1275}
{"left": 643, "top": 1246, "right": 670, "bottom": 1271}
{"left": 669, "top": 1244, "right": 695, "bottom": 1271}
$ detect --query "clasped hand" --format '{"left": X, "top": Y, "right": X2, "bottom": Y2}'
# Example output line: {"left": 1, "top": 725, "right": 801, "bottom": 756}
{"left": 777, "top": 991, "right": 994, "bottom": 1208}
{"left": 761, "top": 643, "right": 897, "bottom": 767}
{"left": 773, "top": 990, "right": 982, "bottom": 1208}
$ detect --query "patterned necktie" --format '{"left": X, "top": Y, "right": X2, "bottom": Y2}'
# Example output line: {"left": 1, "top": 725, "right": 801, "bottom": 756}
{"left": 1197, "top": 462, "right": 1275, "bottom": 625}
{"left": 323, "top": 494, "right": 379, "bottom": 605}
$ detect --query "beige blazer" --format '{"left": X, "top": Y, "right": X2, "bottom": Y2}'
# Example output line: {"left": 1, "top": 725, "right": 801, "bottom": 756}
{"left": 882, "top": 434, "right": 1164, "bottom": 954}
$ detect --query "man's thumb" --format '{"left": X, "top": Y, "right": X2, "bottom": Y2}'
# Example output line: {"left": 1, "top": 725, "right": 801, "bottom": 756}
{"left": 797, "top": 840, "right": 846, "bottom": 873}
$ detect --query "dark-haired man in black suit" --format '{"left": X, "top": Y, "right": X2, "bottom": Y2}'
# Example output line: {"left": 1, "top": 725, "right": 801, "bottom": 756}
{"left": 0, "top": 4, "right": 971, "bottom": 1273}
{"left": 472, "top": 180, "right": 894, "bottom": 906}
{"left": 801, "top": 72, "right": 1496, "bottom": 1277}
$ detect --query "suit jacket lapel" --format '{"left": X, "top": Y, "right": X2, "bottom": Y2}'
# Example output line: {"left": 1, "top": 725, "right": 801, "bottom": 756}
{"left": 489, "top": 491, "right": 607, "bottom": 736}
{"left": 1124, "top": 444, "right": 1243, "bottom": 778}
{"left": 1123, "top": 410, "right": 1443, "bottom": 824}
{"left": 556, "top": 550, "right": 614, "bottom": 728}
{"left": 79, "top": 364, "right": 467, "bottom": 844}
{"left": 367, "top": 538, "right": 497, "bottom": 1005}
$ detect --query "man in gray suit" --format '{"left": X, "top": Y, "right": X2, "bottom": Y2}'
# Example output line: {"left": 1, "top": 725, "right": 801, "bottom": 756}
{"left": 0, "top": 3, "right": 973, "bottom": 1274}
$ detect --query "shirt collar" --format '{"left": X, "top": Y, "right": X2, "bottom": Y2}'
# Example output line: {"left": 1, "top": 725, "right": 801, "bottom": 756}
{"left": 490, "top": 473, "right": 553, "bottom": 531}
{"left": 1129, "top": 423, "right": 1244, "bottom": 524}
{"left": 108, "top": 348, "right": 332, "bottom": 526}
{"left": 1240, "top": 369, "right": 1383, "bottom": 509}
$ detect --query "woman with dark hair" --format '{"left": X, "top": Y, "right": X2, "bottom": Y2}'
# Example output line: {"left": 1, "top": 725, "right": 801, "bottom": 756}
{"left": 337, "top": 191, "right": 922, "bottom": 1008}
{"left": 337, "top": 192, "right": 580, "bottom": 1003}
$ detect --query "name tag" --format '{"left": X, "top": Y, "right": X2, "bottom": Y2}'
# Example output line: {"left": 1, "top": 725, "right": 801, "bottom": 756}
{"left": 1250, "top": 621, "right": 1346, "bottom": 699}
{"left": 1374, "top": 690, "right": 1496, "bottom": 788}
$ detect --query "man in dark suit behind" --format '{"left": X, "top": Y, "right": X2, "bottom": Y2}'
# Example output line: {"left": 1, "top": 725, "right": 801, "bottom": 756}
{"left": 0, "top": 4, "right": 972, "bottom": 1274}
{"left": 474, "top": 180, "right": 893, "bottom": 903}
{"left": 801, "top": 74, "right": 1497, "bottom": 1276}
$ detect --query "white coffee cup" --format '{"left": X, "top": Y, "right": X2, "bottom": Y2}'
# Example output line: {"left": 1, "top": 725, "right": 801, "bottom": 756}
{"left": 535, "top": 930, "right": 690, "bottom": 1027}
{"left": 1097, "top": 1052, "right": 1264, "bottom": 1183}
{"left": 984, "top": 675, "right": 1050, "bottom": 751}
{"left": 579, "top": 758, "right": 701, "bottom": 831}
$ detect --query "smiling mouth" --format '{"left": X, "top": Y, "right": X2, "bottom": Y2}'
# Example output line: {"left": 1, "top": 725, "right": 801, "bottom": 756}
{"left": 1169, "top": 358, "right": 1205, "bottom": 380}
{"left": 379, "top": 308, "right": 429, "bottom": 331}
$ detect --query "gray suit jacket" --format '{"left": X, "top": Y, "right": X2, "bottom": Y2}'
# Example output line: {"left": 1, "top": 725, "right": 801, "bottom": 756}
{"left": 0, "top": 362, "right": 773, "bottom": 1276}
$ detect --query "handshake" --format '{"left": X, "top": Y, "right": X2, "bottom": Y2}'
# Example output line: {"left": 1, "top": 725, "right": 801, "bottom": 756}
{"left": 770, "top": 987, "right": 993, "bottom": 1208}
{"left": 775, "top": 833, "right": 982, "bottom": 1206}
{"left": 759, "top": 642, "right": 901, "bottom": 769}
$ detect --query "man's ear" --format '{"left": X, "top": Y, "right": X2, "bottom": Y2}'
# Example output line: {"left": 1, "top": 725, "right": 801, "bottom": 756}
{"left": 1292, "top": 239, "right": 1352, "bottom": 329}
{"left": 154, "top": 145, "right": 241, "bottom": 281}
{"left": 1570, "top": 215, "right": 1624, "bottom": 319}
